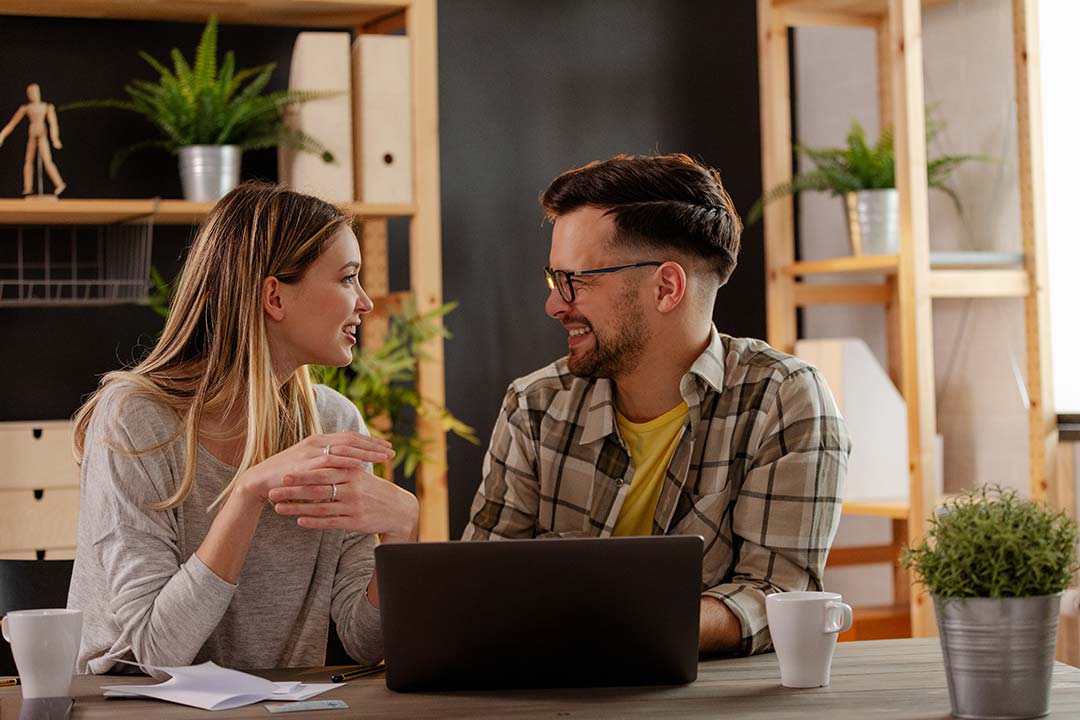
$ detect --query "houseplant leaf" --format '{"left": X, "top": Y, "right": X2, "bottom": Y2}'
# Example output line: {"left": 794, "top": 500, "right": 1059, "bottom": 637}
{"left": 748, "top": 116, "right": 987, "bottom": 223}
{"left": 60, "top": 14, "right": 340, "bottom": 177}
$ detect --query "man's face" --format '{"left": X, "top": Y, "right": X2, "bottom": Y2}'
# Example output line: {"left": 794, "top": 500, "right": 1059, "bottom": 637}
{"left": 544, "top": 207, "right": 651, "bottom": 379}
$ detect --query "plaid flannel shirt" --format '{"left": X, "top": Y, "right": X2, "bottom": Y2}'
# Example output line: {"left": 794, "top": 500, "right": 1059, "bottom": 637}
{"left": 462, "top": 326, "right": 850, "bottom": 655}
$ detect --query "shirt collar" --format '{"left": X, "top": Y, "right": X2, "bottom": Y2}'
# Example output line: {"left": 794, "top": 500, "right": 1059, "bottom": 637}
{"left": 686, "top": 324, "right": 726, "bottom": 395}
{"left": 577, "top": 324, "right": 726, "bottom": 445}
{"left": 580, "top": 377, "right": 616, "bottom": 445}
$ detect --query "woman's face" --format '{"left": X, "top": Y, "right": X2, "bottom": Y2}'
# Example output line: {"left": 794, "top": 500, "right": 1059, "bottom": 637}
{"left": 267, "top": 226, "right": 373, "bottom": 374}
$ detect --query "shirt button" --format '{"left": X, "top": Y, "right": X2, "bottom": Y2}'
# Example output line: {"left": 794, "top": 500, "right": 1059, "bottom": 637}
{"left": 616, "top": 479, "right": 624, "bottom": 487}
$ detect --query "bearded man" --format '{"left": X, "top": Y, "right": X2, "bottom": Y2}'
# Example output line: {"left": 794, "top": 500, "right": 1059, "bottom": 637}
{"left": 463, "top": 153, "right": 851, "bottom": 656}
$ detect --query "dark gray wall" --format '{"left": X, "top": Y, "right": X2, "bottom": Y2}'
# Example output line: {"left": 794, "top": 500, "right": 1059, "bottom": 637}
{"left": 438, "top": 1, "right": 764, "bottom": 536}
{"left": 0, "top": 1, "right": 764, "bottom": 539}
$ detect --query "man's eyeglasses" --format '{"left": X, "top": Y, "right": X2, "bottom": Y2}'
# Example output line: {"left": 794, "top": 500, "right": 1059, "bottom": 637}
{"left": 544, "top": 262, "right": 663, "bottom": 303}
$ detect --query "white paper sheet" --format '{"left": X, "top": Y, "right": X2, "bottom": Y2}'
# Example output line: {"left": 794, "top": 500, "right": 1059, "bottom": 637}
{"left": 100, "top": 660, "right": 342, "bottom": 711}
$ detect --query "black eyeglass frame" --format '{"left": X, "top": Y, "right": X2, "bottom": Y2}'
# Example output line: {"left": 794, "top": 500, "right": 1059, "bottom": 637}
{"left": 544, "top": 261, "right": 663, "bottom": 303}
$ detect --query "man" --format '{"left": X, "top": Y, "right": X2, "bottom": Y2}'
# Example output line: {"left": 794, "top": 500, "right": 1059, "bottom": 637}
{"left": 462, "top": 153, "right": 850, "bottom": 656}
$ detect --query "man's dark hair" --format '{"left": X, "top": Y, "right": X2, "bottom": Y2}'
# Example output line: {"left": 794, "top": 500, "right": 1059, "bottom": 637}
{"left": 540, "top": 153, "right": 743, "bottom": 286}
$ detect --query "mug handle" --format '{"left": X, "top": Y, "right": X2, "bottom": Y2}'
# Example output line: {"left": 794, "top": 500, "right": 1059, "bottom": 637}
{"left": 1, "top": 617, "right": 8, "bottom": 643}
{"left": 824, "top": 601, "right": 853, "bottom": 634}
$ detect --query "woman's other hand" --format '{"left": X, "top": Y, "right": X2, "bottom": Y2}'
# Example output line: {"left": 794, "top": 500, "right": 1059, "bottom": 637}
{"left": 267, "top": 463, "right": 419, "bottom": 544}
{"left": 237, "top": 431, "right": 395, "bottom": 506}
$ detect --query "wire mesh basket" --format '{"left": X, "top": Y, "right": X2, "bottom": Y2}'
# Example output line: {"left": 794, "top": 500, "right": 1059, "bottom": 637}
{"left": 0, "top": 220, "right": 154, "bottom": 305}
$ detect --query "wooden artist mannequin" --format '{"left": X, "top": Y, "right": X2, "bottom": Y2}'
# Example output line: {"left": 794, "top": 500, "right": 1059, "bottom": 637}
{"left": 0, "top": 83, "right": 67, "bottom": 197}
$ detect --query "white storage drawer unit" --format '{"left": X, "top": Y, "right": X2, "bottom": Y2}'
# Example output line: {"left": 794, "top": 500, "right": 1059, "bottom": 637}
{"left": 0, "top": 421, "right": 80, "bottom": 559}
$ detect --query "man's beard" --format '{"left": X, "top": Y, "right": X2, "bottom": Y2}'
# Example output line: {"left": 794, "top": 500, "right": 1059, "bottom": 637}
{"left": 566, "top": 288, "right": 649, "bottom": 379}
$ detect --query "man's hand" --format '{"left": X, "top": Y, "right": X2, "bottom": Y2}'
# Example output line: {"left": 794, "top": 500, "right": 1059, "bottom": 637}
{"left": 699, "top": 595, "right": 743, "bottom": 654}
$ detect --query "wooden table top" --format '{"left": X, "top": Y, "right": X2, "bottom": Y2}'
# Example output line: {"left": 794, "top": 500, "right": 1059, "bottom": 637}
{"left": 4, "top": 639, "right": 1080, "bottom": 719}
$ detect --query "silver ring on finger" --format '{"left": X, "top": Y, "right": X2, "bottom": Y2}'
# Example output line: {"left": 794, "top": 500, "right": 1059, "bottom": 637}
{"left": 330, "top": 483, "right": 338, "bottom": 502}
{"left": 323, "top": 444, "right": 332, "bottom": 456}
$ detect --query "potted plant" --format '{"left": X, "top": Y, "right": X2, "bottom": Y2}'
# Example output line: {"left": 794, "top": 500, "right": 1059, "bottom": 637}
{"left": 63, "top": 16, "right": 337, "bottom": 202}
{"left": 902, "top": 485, "right": 1079, "bottom": 719}
{"left": 748, "top": 118, "right": 981, "bottom": 255}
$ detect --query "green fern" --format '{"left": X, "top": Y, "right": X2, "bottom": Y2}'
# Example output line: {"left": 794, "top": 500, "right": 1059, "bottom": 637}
{"left": 61, "top": 15, "right": 339, "bottom": 177}
{"left": 748, "top": 118, "right": 984, "bottom": 224}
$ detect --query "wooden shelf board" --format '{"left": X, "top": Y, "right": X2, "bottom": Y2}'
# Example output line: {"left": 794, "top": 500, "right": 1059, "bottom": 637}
{"left": 774, "top": 0, "right": 953, "bottom": 22}
{"left": 843, "top": 494, "right": 960, "bottom": 520}
{"left": 785, "top": 255, "right": 899, "bottom": 277}
{"left": 842, "top": 499, "right": 909, "bottom": 519}
{"left": 929, "top": 268, "right": 1030, "bottom": 298}
{"left": 0, "top": 199, "right": 415, "bottom": 225}
{"left": 0, "top": 1, "right": 409, "bottom": 27}
{"left": 786, "top": 254, "right": 1029, "bottom": 300}
{"left": 793, "top": 282, "right": 890, "bottom": 306}
{"left": 837, "top": 603, "right": 912, "bottom": 642}
{"left": 827, "top": 543, "right": 898, "bottom": 566}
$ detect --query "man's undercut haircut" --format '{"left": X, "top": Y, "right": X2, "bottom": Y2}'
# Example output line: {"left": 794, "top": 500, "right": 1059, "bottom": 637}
{"left": 540, "top": 153, "right": 743, "bottom": 286}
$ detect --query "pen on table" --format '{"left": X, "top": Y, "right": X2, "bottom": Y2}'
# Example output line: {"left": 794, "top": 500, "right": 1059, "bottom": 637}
{"left": 0, "top": 677, "right": 19, "bottom": 688}
{"left": 330, "top": 662, "right": 385, "bottom": 683}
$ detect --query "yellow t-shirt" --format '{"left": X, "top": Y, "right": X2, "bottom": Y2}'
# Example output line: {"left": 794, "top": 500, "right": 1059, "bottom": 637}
{"left": 612, "top": 401, "right": 689, "bottom": 537}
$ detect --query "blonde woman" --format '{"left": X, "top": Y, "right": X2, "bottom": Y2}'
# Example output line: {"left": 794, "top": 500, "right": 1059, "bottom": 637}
{"left": 68, "top": 182, "right": 418, "bottom": 673}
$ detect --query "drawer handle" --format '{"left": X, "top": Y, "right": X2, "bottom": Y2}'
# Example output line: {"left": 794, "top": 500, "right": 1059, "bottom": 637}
{"left": 36, "top": 550, "right": 45, "bottom": 560}
{"left": 33, "top": 489, "right": 44, "bottom": 500}
{"left": 33, "top": 428, "right": 43, "bottom": 440}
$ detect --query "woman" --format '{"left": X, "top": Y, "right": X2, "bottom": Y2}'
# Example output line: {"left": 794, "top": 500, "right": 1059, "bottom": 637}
{"left": 68, "top": 182, "right": 418, "bottom": 673}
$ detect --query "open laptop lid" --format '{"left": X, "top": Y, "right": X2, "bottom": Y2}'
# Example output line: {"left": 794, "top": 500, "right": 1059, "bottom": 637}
{"left": 375, "top": 535, "right": 703, "bottom": 692}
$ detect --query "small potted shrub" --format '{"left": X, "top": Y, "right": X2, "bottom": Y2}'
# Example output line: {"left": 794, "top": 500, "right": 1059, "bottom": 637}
{"left": 64, "top": 16, "right": 337, "bottom": 201}
{"left": 902, "top": 485, "right": 1079, "bottom": 719}
{"left": 748, "top": 118, "right": 980, "bottom": 255}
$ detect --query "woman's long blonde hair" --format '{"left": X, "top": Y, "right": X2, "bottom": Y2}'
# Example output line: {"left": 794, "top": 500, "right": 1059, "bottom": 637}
{"left": 73, "top": 182, "right": 351, "bottom": 510}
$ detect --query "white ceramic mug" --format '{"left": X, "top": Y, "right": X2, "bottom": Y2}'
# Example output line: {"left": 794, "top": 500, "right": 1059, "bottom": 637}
{"left": 1, "top": 609, "right": 82, "bottom": 699}
{"left": 766, "top": 591, "right": 853, "bottom": 688}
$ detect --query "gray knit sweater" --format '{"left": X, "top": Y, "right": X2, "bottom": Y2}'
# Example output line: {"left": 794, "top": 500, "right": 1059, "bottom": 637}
{"left": 68, "top": 383, "right": 383, "bottom": 674}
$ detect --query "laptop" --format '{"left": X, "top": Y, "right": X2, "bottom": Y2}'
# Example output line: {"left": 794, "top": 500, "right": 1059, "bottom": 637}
{"left": 374, "top": 535, "right": 703, "bottom": 692}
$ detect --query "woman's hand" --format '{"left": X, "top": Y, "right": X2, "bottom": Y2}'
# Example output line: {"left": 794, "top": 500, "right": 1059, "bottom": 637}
{"left": 267, "top": 463, "right": 419, "bottom": 544}
{"left": 236, "top": 431, "right": 395, "bottom": 506}
{"left": 199, "top": 432, "right": 392, "bottom": 585}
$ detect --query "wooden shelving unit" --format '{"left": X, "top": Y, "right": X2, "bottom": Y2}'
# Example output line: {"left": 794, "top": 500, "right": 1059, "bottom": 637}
{"left": 0, "top": 199, "right": 416, "bottom": 225}
{"left": 0, "top": 0, "right": 452, "bottom": 541}
{"left": 786, "top": 256, "right": 1031, "bottom": 299}
{"left": 757, "top": 0, "right": 1060, "bottom": 637}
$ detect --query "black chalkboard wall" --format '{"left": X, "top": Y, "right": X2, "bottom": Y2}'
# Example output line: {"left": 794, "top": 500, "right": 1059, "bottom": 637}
{"left": 0, "top": 1, "right": 765, "bottom": 538}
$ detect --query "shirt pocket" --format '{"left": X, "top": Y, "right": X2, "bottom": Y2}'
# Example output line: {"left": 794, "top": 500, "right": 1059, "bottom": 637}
{"left": 666, "top": 466, "right": 732, "bottom": 539}
{"left": 685, "top": 463, "right": 732, "bottom": 497}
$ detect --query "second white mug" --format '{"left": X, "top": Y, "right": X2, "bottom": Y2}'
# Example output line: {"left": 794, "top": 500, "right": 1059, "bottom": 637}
{"left": 1, "top": 608, "right": 83, "bottom": 699}
{"left": 766, "top": 591, "right": 853, "bottom": 688}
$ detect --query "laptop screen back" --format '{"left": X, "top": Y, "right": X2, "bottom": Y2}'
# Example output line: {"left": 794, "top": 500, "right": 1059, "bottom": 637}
{"left": 374, "top": 535, "right": 703, "bottom": 691}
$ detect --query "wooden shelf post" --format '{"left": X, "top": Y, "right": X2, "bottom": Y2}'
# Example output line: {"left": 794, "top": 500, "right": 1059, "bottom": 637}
{"left": 757, "top": 0, "right": 798, "bottom": 356}
{"left": 405, "top": 0, "right": 449, "bottom": 541}
{"left": 1012, "top": 0, "right": 1061, "bottom": 512}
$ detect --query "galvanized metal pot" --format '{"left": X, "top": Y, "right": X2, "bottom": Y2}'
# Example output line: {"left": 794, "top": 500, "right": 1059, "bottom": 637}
{"left": 934, "top": 594, "right": 1061, "bottom": 719}
{"left": 844, "top": 188, "right": 899, "bottom": 255}
{"left": 178, "top": 145, "right": 241, "bottom": 202}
